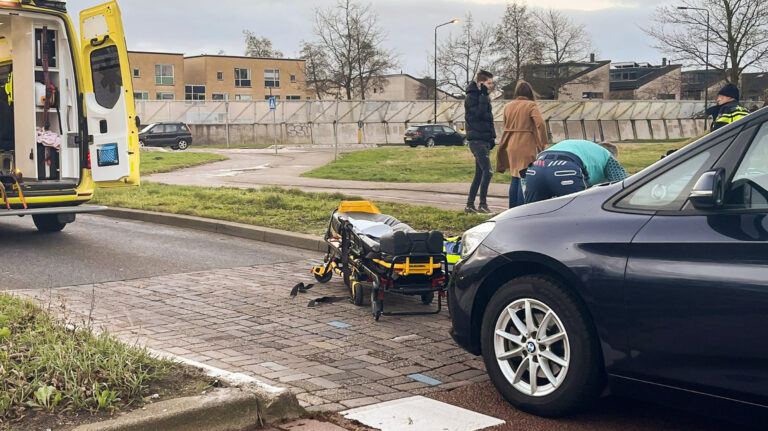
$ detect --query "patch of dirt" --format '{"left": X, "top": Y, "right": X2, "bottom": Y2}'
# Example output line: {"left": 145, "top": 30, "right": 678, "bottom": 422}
{"left": 310, "top": 412, "right": 379, "bottom": 431}
{"left": 3, "top": 363, "right": 221, "bottom": 431}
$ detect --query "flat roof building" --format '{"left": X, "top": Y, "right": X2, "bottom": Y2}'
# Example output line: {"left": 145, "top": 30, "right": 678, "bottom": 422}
{"left": 128, "top": 51, "right": 186, "bottom": 101}
{"left": 183, "top": 55, "right": 309, "bottom": 101}
{"left": 521, "top": 58, "right": 610, "bottom": 101}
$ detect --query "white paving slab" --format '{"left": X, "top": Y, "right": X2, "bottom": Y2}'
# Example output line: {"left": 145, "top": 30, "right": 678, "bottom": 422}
{"left": 341, "top": 395, "right": 505, "bottom": 431}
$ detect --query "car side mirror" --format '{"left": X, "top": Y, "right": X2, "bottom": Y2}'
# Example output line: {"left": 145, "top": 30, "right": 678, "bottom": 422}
{"left": 135, "top": 116, "right": 141, "bottom": 129}
{"left": 689, "top": 169, "right": 725, "bottom": 210}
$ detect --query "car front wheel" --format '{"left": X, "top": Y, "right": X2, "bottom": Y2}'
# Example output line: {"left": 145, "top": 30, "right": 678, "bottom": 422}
{"left": 426, "top": 137, "right": 435, "bottom": 147}
{"left": 480, "top": 275, "right": 603, "bottom": 417}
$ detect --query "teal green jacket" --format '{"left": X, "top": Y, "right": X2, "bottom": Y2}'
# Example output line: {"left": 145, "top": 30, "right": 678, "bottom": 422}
{"left": 543, "top": 140, "right": 627, "bottom": 185}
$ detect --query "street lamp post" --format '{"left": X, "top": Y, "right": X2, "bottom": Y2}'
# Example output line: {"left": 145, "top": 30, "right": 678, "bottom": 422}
{"left": 434, "top": 18, "right": 459, "bottom": 124}
{"left": 678, "top": 6, "right": 710, "bottom": 123}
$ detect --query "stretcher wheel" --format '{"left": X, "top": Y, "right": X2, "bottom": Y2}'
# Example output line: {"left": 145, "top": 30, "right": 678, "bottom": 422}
{"left": 421, "top": 292, "right": 434, "bottom": 305}
{"left": 314, "top": 271, "right": 332, "bottom": 283}
{"left": 351, "top": 281, "right": 365, "bottom": 306}
{"left": 371, "top": 289, "right": 383, "bottom": 321}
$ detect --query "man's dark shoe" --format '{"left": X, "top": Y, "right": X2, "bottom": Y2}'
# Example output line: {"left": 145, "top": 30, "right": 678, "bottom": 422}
{"left": 477, "top": 204, "right": 492, "bottom": 214}
{"left": 464, "top": 205, "right": 478, "bottom": 214}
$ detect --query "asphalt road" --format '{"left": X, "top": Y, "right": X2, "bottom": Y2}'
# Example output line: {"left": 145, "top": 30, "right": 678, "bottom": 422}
{"left": 0, "top": 214, "right": 319, "bottom": 290}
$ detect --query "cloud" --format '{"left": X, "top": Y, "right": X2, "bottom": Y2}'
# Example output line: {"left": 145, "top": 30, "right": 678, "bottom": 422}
{"left": 420, "top": 0, "right": 644, "bottom": 11}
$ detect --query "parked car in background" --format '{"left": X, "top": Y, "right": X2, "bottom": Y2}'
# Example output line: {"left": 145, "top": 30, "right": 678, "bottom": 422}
{"left": 404, "top": 125, "right": 466, "bottom": 147}
{"left": 449, "top": 106, "right": 768, "bottom": 424}
{"left": 139, "top": 122, "right": 193, "bottom": 150}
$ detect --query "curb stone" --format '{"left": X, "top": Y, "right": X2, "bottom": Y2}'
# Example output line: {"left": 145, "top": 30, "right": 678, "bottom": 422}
{"left": 99, "top": 207, "right": 327, "bottom": 253}
{"left": 71, "top": 387, "right": 303, "bottom": 431}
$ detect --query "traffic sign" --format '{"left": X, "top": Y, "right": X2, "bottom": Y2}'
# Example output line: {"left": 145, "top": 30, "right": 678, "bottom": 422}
{"left": 268, "top": 97, "right": 276, "bottom": 111}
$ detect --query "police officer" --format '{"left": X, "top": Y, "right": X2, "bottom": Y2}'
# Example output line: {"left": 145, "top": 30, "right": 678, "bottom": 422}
{"left": 706, "top": 83, "right": 749, "bottom": 132}
{"left": 524, "top": 139, "right": 628, "bottom": 204}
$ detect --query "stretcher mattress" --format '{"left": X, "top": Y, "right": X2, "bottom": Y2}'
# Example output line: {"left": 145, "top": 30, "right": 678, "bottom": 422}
{"left": 333, "top": 211, "right": 443, "bottom": 256}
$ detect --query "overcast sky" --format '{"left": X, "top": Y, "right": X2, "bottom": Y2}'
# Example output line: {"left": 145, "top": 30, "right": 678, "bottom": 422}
{"left": 66, "top": 0, "right": 670, "bottom": 75}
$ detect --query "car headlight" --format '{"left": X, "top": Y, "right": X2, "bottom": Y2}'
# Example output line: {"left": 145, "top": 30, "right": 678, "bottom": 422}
{"left": 461, "top": 222, "right": 495, "bottom": 259}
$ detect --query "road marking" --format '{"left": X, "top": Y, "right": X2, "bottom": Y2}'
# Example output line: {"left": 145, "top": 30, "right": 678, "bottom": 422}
{"left": 408, "top": 373, "right": 442, "bottom": 386}
{"left": 341, "top": 396, "right": 505, "bottom": 431}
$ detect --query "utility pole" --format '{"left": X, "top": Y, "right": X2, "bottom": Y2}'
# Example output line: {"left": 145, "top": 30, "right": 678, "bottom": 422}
{"left": 434, "top": 18, "right": 460, "bottom": 124}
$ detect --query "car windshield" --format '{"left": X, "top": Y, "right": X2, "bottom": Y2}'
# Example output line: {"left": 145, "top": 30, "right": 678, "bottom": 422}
{"left": 140, "top": 124, "right": 157, "bottom": 133}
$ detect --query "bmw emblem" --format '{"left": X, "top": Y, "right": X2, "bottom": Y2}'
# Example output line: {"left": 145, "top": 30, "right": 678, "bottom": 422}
{"left": 527, "top": 342, "right": 536, "bottom": 353}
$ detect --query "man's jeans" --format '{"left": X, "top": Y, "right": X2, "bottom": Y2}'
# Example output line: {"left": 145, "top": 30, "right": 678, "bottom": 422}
{"left": 467, "top": 140, "right": 493, "bottom": 207}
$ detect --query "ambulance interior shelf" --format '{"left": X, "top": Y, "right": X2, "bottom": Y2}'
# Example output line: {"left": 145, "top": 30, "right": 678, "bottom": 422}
{"left": 0, "top": 13, "right": 79, "bottom": 184}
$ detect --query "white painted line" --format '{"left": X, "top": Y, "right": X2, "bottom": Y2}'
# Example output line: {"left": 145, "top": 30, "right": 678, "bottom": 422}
{"left": 341, "top": 395, "right": 505, "bottom": 431}
{"left": 147, "top": 348, "right": 286, "bottom": 394}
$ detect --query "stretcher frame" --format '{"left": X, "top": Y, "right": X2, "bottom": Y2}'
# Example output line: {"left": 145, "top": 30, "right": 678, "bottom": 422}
{"left": 311, "top": 201, "right": 448, "bottom": 321}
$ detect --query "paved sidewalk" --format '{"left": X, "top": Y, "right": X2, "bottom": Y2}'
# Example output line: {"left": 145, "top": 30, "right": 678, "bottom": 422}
{"left": 16, "top": 260, "right": 487, "bottom": 412}
{"left": 146, "top": 147, "right": 510, "bottom": 212}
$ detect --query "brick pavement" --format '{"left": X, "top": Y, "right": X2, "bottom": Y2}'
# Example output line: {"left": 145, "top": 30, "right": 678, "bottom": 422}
{"left": 15, "top": 260, "right": 488, "bottom": 412}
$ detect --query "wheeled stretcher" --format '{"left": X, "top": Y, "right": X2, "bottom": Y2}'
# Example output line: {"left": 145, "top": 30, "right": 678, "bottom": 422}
{"left": 311, "top": 201, "right": 448, "bottom": 321}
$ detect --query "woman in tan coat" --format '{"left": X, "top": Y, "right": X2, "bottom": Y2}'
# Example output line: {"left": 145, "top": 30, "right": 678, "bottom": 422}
{"left": 496, "top": 81, "right": 548, "bottom": 208}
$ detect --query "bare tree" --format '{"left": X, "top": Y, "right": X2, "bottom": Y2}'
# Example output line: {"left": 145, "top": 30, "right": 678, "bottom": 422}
{"left": 312, "top": 0, "right": 398, "bottom": 100}
{"left": 299, "top": 41, "right": 333, "bottom": 99}
{"left": 492, "top": 1, "right": 542, "bottom": 89}
{"left": 435, "top": 13, "right": 495, "bottom": 96}
{"left": 243, "top": 31, "right": 284, "bottom": 58}
{"left": 645, "top": 0, "right": 768, "bottom": 85}
{"left": 533, "top": 9, "right": 592, "bottom": 96}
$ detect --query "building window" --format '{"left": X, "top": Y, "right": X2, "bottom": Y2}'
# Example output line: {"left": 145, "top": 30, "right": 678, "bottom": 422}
{"left": 286, "top": 95, "right": 301, "bottom": 100}
{"left": 264, "top": 95, "right": 280, "bottom": 100}
{"left": 235, "top": 94, "right": 252, "bottom": 101}
{"left": 133, "top": 91, "right": 149, "bottom": 100}
{"left": 156, "top": 92, "right": 175, "bottom": 100}
{"left": 264, "top": 68, "right": 280, "bottom": 88}
{"left": 212, "top": 93, "right": 229, "bottom": 100}
{"left": 217, "top": 71, "right": 223, "bottom": 81}
{"left": 658, "top": 93, "right": 676, "bottom": 100}
{"left": 290, "top": 74, "right": 296, "bottom": 83}
{"left": 155, "top": 64, "right": 174, "bottom": 85}
{"left": 133, "top": 68, "right": 140, "bottom": 78}
{"left": 582, "top": 92, "right": 603, "bottom": 99}
{"left": 185, "top": 85, "right": 206, "bottom": 101}
{"left": 235, "top": 68, "right": 251, "bottom": 87}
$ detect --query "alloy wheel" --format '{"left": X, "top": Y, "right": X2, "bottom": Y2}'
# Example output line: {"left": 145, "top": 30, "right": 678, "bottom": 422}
{"left": 493, "top": 298, "right": 570, "bottom": 397}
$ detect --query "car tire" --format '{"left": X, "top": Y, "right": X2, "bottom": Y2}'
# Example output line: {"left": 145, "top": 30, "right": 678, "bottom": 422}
{"left": 32, "top": 214, "right": 67, "bottom": 233}
{"left": 139, "top": 140, "right": 145, "bottom": 148}
{"left": 462, "top": 137, "right": 468, "bottom": 146}
{"left": 408, "top": 143, "right": 418, "bottom": 148}
{"left": 480, "top": 275, "right": 604, "bottom": 417}
{"left": 426, "top": 138, "right": 435, "bottom": 148}
{"left": 176, "top": 139, "right": 189, "bottom": 150}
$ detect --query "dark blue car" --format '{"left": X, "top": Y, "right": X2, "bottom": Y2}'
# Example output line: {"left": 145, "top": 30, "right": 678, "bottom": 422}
{"left": 449, "top": 107, "right": 768, "bottom": 423}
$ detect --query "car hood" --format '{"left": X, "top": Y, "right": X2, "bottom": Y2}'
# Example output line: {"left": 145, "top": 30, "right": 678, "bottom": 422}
{"left": 491, "top": 181, "right": 624, "bottom": 222}
{"left": 491, "top": 194, "right": 576, "bottom": 222}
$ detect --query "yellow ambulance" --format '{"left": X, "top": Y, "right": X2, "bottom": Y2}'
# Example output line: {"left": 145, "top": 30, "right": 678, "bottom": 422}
{"left": 0, "top": 0, "right": 138, "bottom": 232}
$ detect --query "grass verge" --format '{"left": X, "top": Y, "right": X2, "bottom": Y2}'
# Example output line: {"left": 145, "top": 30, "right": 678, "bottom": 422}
{"left": 194, "top": 143, "right": 273, "bottom": 149}
{"left": 0, "top": 294, "right": 177, "bottom": 426}
{"left": 301, "top": 142, "right": 687, "bottom": 184}
{"left": 92, "top": 184, "right": 487, "bottom": 237}
{"left": 140, "top": 151, "right": 227, "bottom": 175}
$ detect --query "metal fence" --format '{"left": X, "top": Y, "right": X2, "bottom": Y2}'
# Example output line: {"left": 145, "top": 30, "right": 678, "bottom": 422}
{"left": 135, "top": 99, "right": 711, "bottom": 146}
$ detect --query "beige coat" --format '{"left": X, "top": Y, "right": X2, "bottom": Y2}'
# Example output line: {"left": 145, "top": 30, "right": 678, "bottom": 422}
{"left": 496, "top": 97, "right": 548, "bottom": 177}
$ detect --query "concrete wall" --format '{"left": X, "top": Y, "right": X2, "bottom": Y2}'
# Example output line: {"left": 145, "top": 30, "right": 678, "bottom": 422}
{"left": 139, "top": 99, "right": 709, "bottom": 146}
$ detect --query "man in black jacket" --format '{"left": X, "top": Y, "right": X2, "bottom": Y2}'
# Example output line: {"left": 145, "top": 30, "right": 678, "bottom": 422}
{"left": 464, "top": 70, "right": 496, "bottom": 214}
{"left": 707, "top": 83, "right": 749, "bottom": 132}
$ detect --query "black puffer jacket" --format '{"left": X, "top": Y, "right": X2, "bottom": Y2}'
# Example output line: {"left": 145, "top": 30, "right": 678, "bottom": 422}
{"left": 464, "top": 82, "right": 496, "bottom": 143}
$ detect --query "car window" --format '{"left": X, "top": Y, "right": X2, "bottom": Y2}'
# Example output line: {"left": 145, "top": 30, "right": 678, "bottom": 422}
{"left": 406, "top": 126, "right": 419, "bottom": 132}
{"left": 616, "top": 151, "right": 713, "bottom": 211}
{"left": 442, "top": 126, "right": 455, "bottom": 133}
{"left": 167, "top": 124, "right": 179, "bottom": 133}
{"left": 726, "top": 122, "right": 768, "bottom": 210}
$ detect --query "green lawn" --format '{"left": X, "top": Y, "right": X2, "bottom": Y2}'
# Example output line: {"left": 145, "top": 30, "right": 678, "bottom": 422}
{"left": 139, "top": 151, "right": 227, "bottom": 175}
{"left": 0, "top": 294, "right": 173, "bottom": 422}
{"left": 92, "top": 184, "right": 487, "bottom": 237}
{"left": 302, "top": 142, "right": 688, "bottom": 184}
